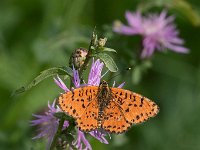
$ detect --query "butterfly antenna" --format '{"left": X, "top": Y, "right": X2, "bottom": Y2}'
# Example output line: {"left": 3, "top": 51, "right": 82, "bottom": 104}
{"left": 107, "top": 67, "right": 132, "bottom": 82}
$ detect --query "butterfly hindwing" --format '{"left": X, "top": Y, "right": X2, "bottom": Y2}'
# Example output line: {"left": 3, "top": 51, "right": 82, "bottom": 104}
{"left": 76, "top": 100, "right": 99, "bottom": 132}
{"left": 102, "top": 101, "right": 131, "bottom": 133}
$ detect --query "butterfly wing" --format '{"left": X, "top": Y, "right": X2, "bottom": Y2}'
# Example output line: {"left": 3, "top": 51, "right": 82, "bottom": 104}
{"left": 102, "top": 101, "right": 131, "bottom": 134}
{"left": 76, "top": 100, "right": 98, "bottom": 132}
{"left": 58, "top": 86, "right": 98, "bottom": 119}
{"left": 111, "top": 88, "right": 159, "bottom": 124}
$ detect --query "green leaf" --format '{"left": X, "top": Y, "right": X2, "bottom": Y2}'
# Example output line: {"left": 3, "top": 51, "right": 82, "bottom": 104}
{"left": 13, "top": 67, "right": 73, "bottom": 95}
{"left": 97, "top": 53, "right": 118, "bottom": 72}
{"left": 103, "top": 47, "right": 117, "bottom": 53}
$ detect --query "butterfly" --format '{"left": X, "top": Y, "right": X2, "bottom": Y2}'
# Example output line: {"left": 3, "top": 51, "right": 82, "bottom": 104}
{"left": 58, "top": 80, "right": 159, "bottom": 134}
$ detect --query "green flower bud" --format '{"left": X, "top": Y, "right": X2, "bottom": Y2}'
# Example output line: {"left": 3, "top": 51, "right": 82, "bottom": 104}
{"left": 98, "top": 38, "right": 107, "bottom": 47}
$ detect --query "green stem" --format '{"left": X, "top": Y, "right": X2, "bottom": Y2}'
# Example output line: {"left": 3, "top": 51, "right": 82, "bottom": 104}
{"left": 49, "top": 111, "right": 65, "bottom": 150}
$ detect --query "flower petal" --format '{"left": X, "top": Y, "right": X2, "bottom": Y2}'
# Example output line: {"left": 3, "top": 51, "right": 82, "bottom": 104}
{"left": 118, "top": 82, "right": 125, "bottom": 88}
{"left": 114, "top": 24, "right": 138, "bottom": 35}
{"left": 73, "top": 130, "right": 92, "bottom": 150}
{"left": 89, "top": 130, "right": 109, "bottom": 144}
{"left": 88, "top": 58, "right": 104, "bottom": 86}
{"left": 54, "top": 75, "right": 70, "bottom": 92}
{"left": 72, "top": 66, "right": 80, "bottom": 88}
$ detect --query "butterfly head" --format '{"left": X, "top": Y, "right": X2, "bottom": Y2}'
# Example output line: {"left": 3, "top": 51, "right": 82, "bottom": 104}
{"left": 99, "top": 80, "right": 109, "bottom": 88}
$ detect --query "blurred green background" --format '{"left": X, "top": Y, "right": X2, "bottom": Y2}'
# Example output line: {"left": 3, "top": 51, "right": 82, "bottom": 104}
{"left": 1, "top": 0, "right": 200, "bottom": 150}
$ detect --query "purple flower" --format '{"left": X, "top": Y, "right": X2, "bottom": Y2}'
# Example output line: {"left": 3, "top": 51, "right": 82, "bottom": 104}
{"left": 114, "top": 10, "right": 189, "bottom": 58}
{"left": 54, "top": 75, "right": 70, "bottom": 92}
{"left": 73, "top": 130, "right": 110, "bottom": 150}
{"left": 89, "top": 129, "right": 110, "bottom": 144}
{"left": 54, "top": 59, "right": 109, "bottom": 149}
{"left": 31, "top": 100, "right": 69, "bottom": 150}
{"left": 73, "top": 130, "right": 92, "bottom": 150}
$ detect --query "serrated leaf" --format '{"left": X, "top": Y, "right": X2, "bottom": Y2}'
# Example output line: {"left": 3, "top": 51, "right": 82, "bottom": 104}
{"left": 13, "top": 67, "right": 73, "bottom": 95}
{"left": 97, "top": 53, "right": 118, "bottom": 72}
{"left": 103, "top": 47, "right": 117, "bottom": 53}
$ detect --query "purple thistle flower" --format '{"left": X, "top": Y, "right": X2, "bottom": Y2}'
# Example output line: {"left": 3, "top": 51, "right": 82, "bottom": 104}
{"left": 113, "top": 10, "right": 189, "bottom": 58}
{"left": 54, "top": 59, "right": 110, "bottom": 149}
{"left": 31, "top": 100, "right": 69, "bottom": 150}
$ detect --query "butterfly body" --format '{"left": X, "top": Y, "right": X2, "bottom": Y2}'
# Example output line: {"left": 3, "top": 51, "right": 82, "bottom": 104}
{"left": 96, "top": 81, "right": 113, "bottom": 128}
{"left": 58, "top": 80, "right": 159, "bottom": 133}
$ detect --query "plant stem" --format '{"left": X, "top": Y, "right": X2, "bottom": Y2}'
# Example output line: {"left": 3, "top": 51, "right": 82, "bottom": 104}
{"left": 49, "top": 111, "right": 65, "bottom": 150}
{"left": 79, "top": 31, "right": 95, "bottom": 76}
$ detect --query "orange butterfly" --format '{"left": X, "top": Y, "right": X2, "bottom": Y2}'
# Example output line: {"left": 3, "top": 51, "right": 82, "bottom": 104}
{"left": 58, "top": 80, "right": 159, "bottom": 134}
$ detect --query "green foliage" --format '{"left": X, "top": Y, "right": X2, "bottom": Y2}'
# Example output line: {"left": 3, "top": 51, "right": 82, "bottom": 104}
{"left": 89, "top": 31, "right": 118, "bottom": 72}
{"left": 13, "top": 67, "right": 73, "bottom": 95}
{"left": 96, "top": 53, "right": 118, "bottom": 72}
{"left": 102, "top": 47, "right": 117, "bottom": 53}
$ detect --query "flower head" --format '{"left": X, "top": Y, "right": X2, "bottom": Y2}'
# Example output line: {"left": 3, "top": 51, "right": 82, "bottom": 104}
{"left": 69, "top": 48, "right": 88, "bottom": 70}
{"left": 114, "top": 10, "right": 189, "bottom": 58}
{"left": 31, "top": 100, "right": 69, "bottom": 149}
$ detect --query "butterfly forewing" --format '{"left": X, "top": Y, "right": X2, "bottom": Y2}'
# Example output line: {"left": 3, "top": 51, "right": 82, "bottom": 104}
{"left": 111, "top": 88, "right": 159, "bottom": 124}
{"left": 58, "top": 86, "right": 98, "bottom": 119}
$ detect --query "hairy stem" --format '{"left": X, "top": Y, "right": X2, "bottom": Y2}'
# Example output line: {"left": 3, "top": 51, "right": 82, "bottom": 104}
{"left": 79, "top": 32, "right": 95, "bottom": 76}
